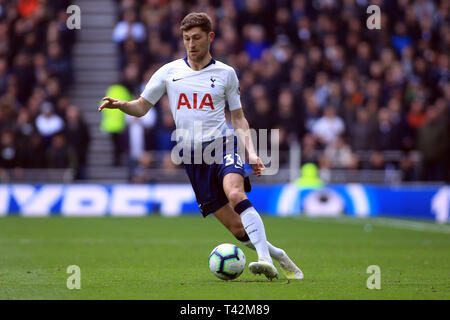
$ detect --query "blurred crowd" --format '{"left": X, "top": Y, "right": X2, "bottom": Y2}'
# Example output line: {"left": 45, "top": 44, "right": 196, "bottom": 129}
{"left": 112, "top": 0, "right": 449, "bottom": 182}
{"left": 1, "top": 0, "right": 449, "bottom": 183}
{"left": 0, "top": 0, "right": 90, "bottom": 180}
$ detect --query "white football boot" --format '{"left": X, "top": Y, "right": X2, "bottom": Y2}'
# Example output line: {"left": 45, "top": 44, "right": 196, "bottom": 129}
{"left": 276, "top": 252, "right": 304, "bottom": 280}
{"left": 248, "top": 260, "right": 279, "bottom": 281}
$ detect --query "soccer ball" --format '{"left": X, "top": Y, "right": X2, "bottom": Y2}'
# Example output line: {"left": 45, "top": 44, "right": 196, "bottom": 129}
{"left": 208, "top": 243, "right": 246, "bottom": 280}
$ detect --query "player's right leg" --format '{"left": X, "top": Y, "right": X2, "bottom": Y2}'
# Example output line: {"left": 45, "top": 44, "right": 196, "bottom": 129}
{"left": 213, "top": 203, "right": 278, "bottom": 280}
{"left": 213, "top": 204, "right": 303, "bottom": 280}
{"left": 243, "top": 240, "right": 304, "bottom": 280}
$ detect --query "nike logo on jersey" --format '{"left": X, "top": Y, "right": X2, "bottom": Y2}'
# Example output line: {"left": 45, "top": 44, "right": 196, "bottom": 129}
{"left": 173, "top": 78, "right": 183, "bottom": 82}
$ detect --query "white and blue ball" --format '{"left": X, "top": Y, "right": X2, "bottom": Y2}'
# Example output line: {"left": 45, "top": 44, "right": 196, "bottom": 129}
{"left": 209, "top": 243, "right": 246, "bottom": 280}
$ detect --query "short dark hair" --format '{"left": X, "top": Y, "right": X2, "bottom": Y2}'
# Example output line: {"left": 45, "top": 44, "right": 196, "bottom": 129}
{"left": 180, "top": 12, "right": 212, "bottom": 34}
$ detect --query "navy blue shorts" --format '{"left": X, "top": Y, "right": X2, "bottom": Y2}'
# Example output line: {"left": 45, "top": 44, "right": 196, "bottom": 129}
{"left": 182, "top": 136, "right": 246, "bottom": 217}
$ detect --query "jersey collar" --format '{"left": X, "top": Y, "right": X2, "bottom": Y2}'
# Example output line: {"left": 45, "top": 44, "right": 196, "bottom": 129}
{"left": 184, "top": 56, "right": 216, "bottom": 70}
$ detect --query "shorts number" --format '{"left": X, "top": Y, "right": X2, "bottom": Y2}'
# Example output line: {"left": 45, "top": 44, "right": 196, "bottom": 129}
{"left": 235, "top": 153, "right": 243, "bottom": 168}
{"left": 224, "top": 153, "right": 243, "bottom": 168}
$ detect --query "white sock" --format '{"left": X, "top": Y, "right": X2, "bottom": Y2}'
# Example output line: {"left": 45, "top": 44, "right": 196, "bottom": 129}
{"left": 240, "top": 207, "right": 272, "bottom": 264}
{"left": 243, "top": 240, "right": 285, "bottom": 261}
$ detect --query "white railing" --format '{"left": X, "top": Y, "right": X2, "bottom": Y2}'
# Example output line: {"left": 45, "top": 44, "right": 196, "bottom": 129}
{"left": 0, "top": 149, "right": 424, "bottom": 184}
{"left": 0, "top": 169, "right": 75, "bottom": 183}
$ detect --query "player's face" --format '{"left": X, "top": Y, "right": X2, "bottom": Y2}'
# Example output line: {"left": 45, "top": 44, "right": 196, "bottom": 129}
{"left": 183, "top": 27, "right": 213, "bottom": 62}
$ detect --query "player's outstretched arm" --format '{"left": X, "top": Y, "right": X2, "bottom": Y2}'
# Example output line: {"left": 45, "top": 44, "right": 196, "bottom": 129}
{"left": 230, "top": 108, "right": 265, "bottom": 176}
{"left": 98, "top": 96, "right": 153, "bottom": 117}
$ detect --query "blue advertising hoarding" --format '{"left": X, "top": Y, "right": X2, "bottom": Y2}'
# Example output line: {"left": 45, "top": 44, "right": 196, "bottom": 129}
{"left": 0, "top": 184, "right": 448, "bottom": 223}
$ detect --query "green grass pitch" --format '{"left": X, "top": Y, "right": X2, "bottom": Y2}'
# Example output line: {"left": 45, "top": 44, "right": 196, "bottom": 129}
{"left": 0, "top": 215, "right": 449, "bottom": 300}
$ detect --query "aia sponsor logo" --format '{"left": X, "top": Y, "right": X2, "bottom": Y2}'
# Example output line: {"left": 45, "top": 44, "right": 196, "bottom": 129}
{"left": 177, "top": 93, "right": 215, "bottom": 110}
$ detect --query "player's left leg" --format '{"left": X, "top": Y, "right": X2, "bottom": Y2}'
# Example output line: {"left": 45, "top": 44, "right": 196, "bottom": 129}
{"left": 222, "top": 172, "right": 278, "bottom": 280}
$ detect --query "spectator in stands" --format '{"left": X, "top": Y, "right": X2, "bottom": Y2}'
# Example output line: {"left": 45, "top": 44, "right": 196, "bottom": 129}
{"left": 64, "top": 105, "right": 90, "bottom": 180}
{"left": 303, "top": 89, "right": 321, "bottom": 133}
{"left": 399, "top": 153, "right": 418, "bottom": 182}
{"left": 248, "top": 98, "right": 273, "bottom": 135}
{"left": 391, "top": 21, "right": 412, "bottom": 55}
{"left": 237, "top": 0, "right": 274, "bottom": 39}
{"left": 0, "top": 96, "right": 16, "bottom": 132}
{"left": 369, "top": 151, "right": 386, "bottom": 170}
{"left": 156, "top": 104, "right": 176, "bottom": 152}
{"left": 295, "top": 163, "right": 324, "bottom": 189}
{"left": 14, "top": 107, "right": 35, "bottom": 147}
{"left": 313, "top": 72, "right": 331, "bottom": 109}
{"left": 100, "top": 83, "right": 129, "bottom": 166}
{"left": 123, "top": 109, "right": 157, "bottom": 180}
{"left": 35, "top": 101, "right": 64, "bottom": 149}
{"left": 244, "top": 24, "right": 270, "bottom": 62}
{"left": 21, "top": 132, "right": 46, "bottom": 168}
{"left": 311, "top": 105, "right": 345, "bottom": 147}
{"left": 0, "top": 129, "right": 19, "bottom": 169}
{"left": 0, "top": 57, "right": 8, "bottom": 94}
{"left": 300, "top": 133, "right": 320, "bottom": 166}
{"left": 354, "top": 42, "right": 372, "bottom": 76}
{"left": 246, "top": 85, "right": 274, "bottom": 132}
{"left": 26, "top": 86, "right": 45, "bottom": 119}
{"left": 46, "top": 42, "right": 71, "bottom": 92}
{"left": 131, "top": 151, "right": 154, "bottom": 183}
{"left": 406, "top": 98, "right": 426, "bottom": 140}
{"left": 55, "top": 95, "right": 70, "bottom": 119}
{"left": 18, "top": 0, "right": 39, "bottom": 18}
{"left": 161, "top": 152, "right": 179, "bottom": 173}
{"left": 273, "top": 125, "right": 290, "bottom": 167}
{"left": 12, "top": 52, "right": 35, "bottom": 104}
{"left": 388, "top": 97, "right": 412, "bottom": 150}
{"left": 350, "top": 108, "right": 375, "bottom": 151}
{"left": 374, "top": 108, "right": 398, "bottom": 151}
{"left": 54, "top": 10, "right": 77, "bottom": 58}
{"left": 33, "top": 53, "right": 49, "bottom": 89}
{"left": 276, "top": 87, "right": 302, "bottom": 143}
{"left": 113, "top": 8, "right": 146, "bottom": 44}
{"left": 317, "top": 152, "right": 331, "bottom": 182}
{"left": 46, "top": 132, "right": 77, "bottom": 169}
{"left": 273, "top": 7, "right": 297, "bottom": 44}
{"left": 121, "top": 62, "right": 141, "bottom": 96}
{"left": 324, "top": 135, "right": 354, "bottom": 169}
{"left": 417, "top": 106, "right": 449, "bottom": 181}
{"left": 45, "top": 77, "right": 62, "bottom": 106}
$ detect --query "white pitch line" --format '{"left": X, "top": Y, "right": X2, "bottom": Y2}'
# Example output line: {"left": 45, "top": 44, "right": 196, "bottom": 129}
{"left": 373, "top": 218, "right": 450, "bottom": 234}
{"left": 295, "top": 216, "right": 450, "bottom": 234}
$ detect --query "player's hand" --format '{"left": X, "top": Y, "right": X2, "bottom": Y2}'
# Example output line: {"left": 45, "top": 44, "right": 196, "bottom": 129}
{"left": 98, "top": 97, "right": 124, "bottom": 112}
{"left": 248, "top": 153, "right": 265, "bottom": 177}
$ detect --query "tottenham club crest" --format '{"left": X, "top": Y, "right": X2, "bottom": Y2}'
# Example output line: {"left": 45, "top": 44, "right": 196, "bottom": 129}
{"left": 210, "top": 76, "right": 216, "bottom": 88}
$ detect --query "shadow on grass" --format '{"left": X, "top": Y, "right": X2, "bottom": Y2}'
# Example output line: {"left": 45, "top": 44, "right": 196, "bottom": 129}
{"left": 200, "top": 279, "right": 296, "bottom": 284}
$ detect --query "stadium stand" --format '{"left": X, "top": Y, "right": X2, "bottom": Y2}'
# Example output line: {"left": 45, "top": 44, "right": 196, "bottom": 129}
{"left": 0, "top": 0, "right": 82, "bottom": 181}
{"left": 0, "top": 0, "right": 449, "bottom": 184}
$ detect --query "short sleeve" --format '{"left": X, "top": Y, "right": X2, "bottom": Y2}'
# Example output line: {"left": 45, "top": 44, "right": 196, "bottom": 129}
{"left": 140, "top": 65, "right": 167, "bottom": 105}
{"left": 225, "top": 68, "right": 242, "bottom": 111}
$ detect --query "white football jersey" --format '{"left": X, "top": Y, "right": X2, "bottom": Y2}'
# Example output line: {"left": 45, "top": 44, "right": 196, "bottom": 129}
{"left": 140, "top": 58, "right": 242, "bottom": 144}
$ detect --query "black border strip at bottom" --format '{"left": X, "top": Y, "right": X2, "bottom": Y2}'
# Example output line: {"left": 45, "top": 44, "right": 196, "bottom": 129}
{"left": 0, "top": 300, "right": 447, "bottom": 318}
